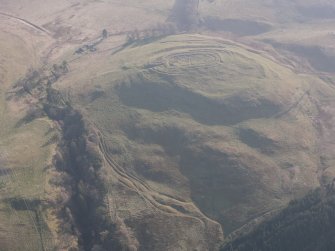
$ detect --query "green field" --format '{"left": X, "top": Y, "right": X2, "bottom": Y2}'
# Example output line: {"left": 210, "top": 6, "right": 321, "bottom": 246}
{"left": 0, "top": 28, "right": 57, "bottom": 250}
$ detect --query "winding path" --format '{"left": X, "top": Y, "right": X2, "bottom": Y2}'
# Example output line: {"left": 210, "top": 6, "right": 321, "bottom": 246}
{"left": 96, "top": 130, "right": 220, "bottom": 230}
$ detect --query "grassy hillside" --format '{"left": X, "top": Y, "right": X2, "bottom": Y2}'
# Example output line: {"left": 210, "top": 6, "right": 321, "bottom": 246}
{"left": 1, "top": 0, "right": 335, "bottom": 250}
{"left": 51, "top": 33, "right": 335, "bottom": 249}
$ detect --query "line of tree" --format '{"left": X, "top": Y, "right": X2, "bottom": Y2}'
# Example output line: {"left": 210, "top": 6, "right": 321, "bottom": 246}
{"left": 126, "top": 22, "right": 178, "bottom": 44}
{"left": 11, "top": 61, "right": 69, "bottom": 98}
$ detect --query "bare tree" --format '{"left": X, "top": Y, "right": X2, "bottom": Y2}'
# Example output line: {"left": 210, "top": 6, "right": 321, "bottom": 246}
{"left": 126, "top": 32, "right": 136, "bottom": 43}
{"left": 102, "top": 29, "right": 108, "bottom": 39}
{"left": 133, "top": 29, "right": 140, "bottom": 40}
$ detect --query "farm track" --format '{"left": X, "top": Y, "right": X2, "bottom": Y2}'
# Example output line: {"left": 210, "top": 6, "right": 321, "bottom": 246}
{"left": 275, "top": 89, "right": 311, "bottom": 118}
{"left": 98, "top": 131, "right": 184, "bottom": 215}
{"left": 97, "top": 131, "right": 219, "bottom": 228}
{"left": 0, "top": 12, "right": 50, "bottom": 35}
{"left": 224, "top": 208, "right": 282, "bottom": 245}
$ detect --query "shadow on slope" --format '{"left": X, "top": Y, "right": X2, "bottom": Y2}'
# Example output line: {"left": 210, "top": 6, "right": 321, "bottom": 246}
{"left": 124, "top": 121, "right": 263, "bottom": 234}
{"left": 116, "top": 78, "right": 281, "bottom": 126}
{"left": 203, "top": 17, "right": 272, "bottom": 36}
{"left": 297, "top": 5, "right": 335, "bottom": 20}
{"left": 266, "top": 40, "right": 335, "bottom": 73}
{"left": 238, "top": 128, "right": 279, "bottom": 154}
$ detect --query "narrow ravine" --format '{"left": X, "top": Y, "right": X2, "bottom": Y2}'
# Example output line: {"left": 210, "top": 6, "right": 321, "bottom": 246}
{"left": 11, "top": 64, "right": 126, "bottom": 250}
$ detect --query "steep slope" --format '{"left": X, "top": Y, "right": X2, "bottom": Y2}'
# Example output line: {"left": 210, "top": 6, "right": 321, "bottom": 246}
{"left": 221, "top": 185, "right": 335, "bottom": 251}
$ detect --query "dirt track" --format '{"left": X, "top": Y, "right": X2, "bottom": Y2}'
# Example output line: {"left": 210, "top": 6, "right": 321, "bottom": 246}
{"left": 0, "top": 12, "right": 51, "bottom": 35}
